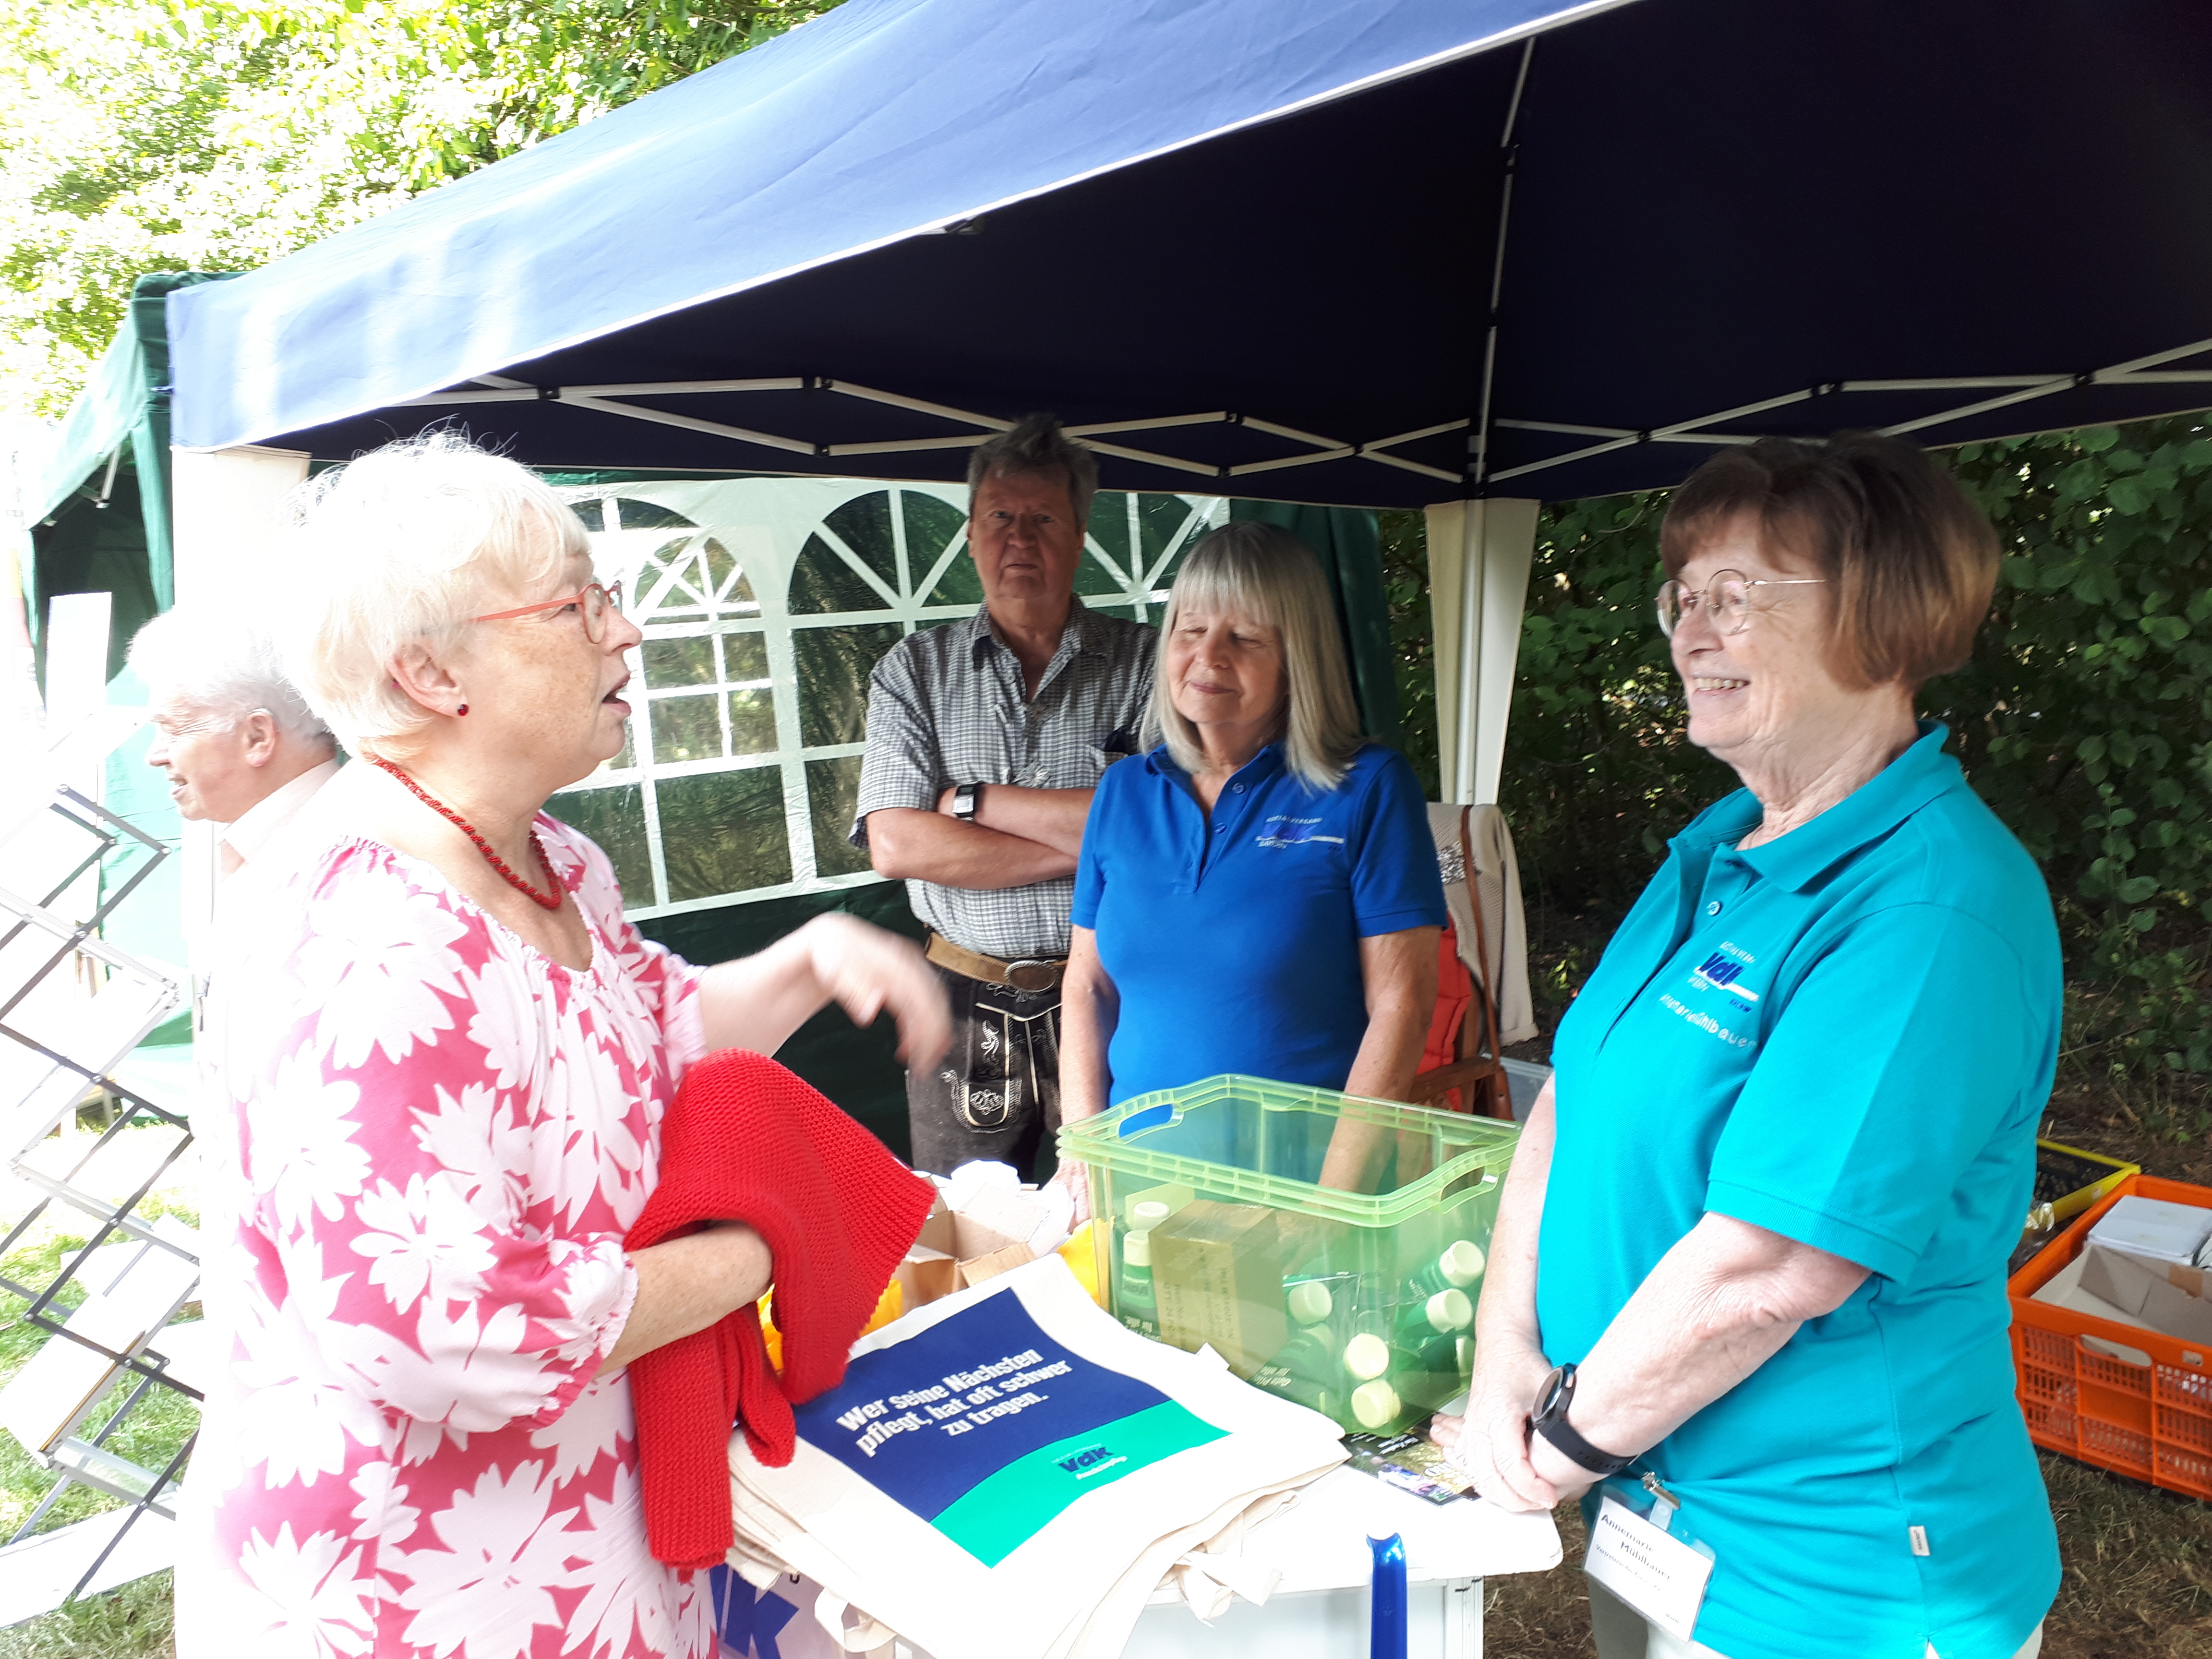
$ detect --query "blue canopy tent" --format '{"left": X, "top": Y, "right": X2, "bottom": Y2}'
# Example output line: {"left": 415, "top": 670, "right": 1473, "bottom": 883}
{"left": 160, "top": 0, "right": 2212, "bottom": 1140}
{"left": 167, "top": 0, "right": 2212, "bottom": 797}
{"left": 168, "top": 0, "right": 2212, "bottom": 485}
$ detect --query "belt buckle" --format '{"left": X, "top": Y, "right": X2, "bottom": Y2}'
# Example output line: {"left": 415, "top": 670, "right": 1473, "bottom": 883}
{"left": 1004, "top": 958, "right": 1058, "bottom": 993}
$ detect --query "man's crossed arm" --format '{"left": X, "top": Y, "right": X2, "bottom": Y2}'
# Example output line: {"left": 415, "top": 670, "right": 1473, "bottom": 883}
{"left": 865, "top": 785, "right": 1092, "bottom": 890}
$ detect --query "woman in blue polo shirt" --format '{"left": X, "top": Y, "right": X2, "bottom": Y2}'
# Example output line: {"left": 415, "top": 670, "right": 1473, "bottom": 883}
{"left": 1435, "top": 434, "right": 2059, "bottom": 1659}
{"left": 1058, "top": 522, "right": 1446, "bottom": 1199}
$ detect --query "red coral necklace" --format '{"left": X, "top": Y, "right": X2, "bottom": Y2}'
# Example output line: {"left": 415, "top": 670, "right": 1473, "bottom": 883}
{"left": 370, "top": 755, "right": 564, "bottom": 911}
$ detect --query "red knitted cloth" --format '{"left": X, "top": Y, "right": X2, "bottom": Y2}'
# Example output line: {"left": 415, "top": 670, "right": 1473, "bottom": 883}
{"left": 622, "top": 1048, "right": 937, "bottom": 1569}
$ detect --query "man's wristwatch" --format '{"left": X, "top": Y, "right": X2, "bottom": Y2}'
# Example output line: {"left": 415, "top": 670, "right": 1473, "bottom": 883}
{"left": 951, "top": 782, "right": 983, "bottom": 821}
{"left": 1529, "top": 1363, "right": 1635, "bottom": 1479}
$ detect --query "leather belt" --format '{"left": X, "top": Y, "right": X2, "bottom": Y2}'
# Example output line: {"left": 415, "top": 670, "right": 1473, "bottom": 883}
{"left": 925, "top": 932, "right": 1067, "bottom": 994}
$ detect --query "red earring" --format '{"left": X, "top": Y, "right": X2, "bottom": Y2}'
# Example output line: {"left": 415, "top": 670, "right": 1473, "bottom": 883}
{"left": 457, "top": 704, "right": 469, "bottom": 717}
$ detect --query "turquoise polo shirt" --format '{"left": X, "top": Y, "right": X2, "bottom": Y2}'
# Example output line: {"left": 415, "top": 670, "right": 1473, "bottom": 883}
{"left": 1541, "top": 723, "right": 2061, "bottom": 1659}
{"left": 1070, "top": 741, "right": 1445, "bottom": 1104}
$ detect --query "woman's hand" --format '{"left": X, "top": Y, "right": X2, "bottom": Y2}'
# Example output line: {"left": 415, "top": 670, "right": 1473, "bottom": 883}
{"left": 1048, "top": 1157, "right": 1093, "bottom": 1227}
{"left": 796, "top": 914, "right": 951, "bottom": 1070}
{"left": 699, "top": 914, "right": 951, "bottom": 1069}
{"left": 1441, "top": 1332, "right": 1561, "bottom": 1513}
{"left": 1526, "top": 1418, "right": 1606, "bottom": 1504}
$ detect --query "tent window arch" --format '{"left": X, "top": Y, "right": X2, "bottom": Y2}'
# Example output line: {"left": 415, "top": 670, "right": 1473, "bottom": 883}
{"left": 552, "top": 478, "right": 1221, "bottom": 920}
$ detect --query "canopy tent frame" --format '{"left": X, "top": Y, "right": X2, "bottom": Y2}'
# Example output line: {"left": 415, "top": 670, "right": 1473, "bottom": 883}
{"left": 380, "top": 373, "right": 1469, "bottom": 484}
{"left": 1490, "top": 336, "right": 2212, "bottom": 486}
{"left": 357, "top": 332, "right": 2212, "bottom": 498}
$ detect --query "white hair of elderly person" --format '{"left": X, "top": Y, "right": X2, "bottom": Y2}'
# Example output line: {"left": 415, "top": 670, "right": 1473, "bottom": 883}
{"left": 172, "top": 431, "right": 950, "bottom": 1659}
{"left": 127, "top": 606, "right": 339, "bottom": 874}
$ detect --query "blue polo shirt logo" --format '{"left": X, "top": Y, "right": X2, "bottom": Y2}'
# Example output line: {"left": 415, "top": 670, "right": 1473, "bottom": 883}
{"left": 1254, "top": 815, "right": 1344, "bottom": 848}
{"left": 1690, "top": 947, "right": 1761, "bottom": 1003}
{"left": 1657, "top": 942, "right": 1764, "bottom": 1051}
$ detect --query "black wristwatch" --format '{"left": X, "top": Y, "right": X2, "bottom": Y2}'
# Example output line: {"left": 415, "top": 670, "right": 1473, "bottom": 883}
{"left": 951, "top": 781, "right": 983, "bottom": 821}
{"left": 1530, "top": 1363, "right": 1635, "bottom": 1478}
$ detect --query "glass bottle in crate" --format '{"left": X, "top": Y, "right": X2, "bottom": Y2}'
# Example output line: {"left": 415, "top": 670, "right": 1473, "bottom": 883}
{"left": 1116, "top": 1200, "right": 1170, "bottom": 1337}
{"left": 1407, "top": 1239, "right": 1486, "bottom": 1299}
{"left": 1119, "top": 1229, "right": 1157, "bottom": 1335}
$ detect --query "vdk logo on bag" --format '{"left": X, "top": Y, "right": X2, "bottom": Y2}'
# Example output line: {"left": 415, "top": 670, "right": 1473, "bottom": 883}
{"left": 795, "top": 1296, "right": 1228, "bottom": 1567}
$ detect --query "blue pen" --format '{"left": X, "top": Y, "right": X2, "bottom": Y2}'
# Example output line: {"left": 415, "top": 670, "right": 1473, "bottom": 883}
{"left": 1368, "top": 1532, "right": 1407, "bottom": 1659}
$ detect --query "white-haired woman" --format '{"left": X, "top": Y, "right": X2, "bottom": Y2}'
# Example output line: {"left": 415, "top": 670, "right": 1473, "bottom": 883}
{"left": 1057, "top": 522, "right": 1446, "bottom": 1208}
{"left": 177, "top": 434, "right": 948, "bottom": 1659}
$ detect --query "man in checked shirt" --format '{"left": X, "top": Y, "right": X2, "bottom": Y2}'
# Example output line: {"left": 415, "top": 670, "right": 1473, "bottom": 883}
{"left": 853, "top": 416, "right": 1156, "bottom": 1179}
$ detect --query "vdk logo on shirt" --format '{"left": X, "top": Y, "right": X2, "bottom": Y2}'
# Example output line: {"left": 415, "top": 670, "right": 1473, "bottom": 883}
{"left": 1689, "top": 942, "right": 1761, "bottom": 1004}
{"left": 1659, "top": 940, "right": 1763, "bottom": 1051}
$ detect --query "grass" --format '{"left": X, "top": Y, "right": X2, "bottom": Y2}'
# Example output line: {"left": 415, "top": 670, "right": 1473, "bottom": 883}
{"left": 1, "top": 1187, "right": 198, "bottom": 1659}
{"left": 0, "top": 1580, "right": 173, "bottom": 1659}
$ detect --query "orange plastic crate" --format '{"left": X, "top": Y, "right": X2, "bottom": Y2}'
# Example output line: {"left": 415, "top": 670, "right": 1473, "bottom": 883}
{"left": 2008, "top": 1172, "right": 2212, "bottom": 1499}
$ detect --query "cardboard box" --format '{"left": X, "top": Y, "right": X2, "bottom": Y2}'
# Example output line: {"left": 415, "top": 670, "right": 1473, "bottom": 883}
{"left": 894, "top": 1195, "right": 1037, "bottom": 1309}
{"left": 1150, "top": 1200, "right": 1285, "bottom": 1379}
{"left": 2078, "top": 1242, "right": 2212, "bottom": 1344}
{"left": 2087, "top": 1195, "right": 2212, "bottom": 1266}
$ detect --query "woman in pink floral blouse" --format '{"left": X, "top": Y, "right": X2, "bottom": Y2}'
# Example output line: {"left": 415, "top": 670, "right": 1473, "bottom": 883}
{"left": 177, "top": 434, "right": 949, "bottom": 1659}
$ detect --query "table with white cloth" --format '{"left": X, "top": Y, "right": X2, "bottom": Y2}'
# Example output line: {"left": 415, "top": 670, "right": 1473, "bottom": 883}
{"left": 1117, "top": 1467, "right": 1561, "bottom": 1659}
{"left": 733, "top": 1460, "right": 1562, "bottom": 1659}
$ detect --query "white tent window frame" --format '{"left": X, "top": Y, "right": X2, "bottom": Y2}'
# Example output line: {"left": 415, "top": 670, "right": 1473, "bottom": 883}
{"left": 558, "top": 479, "right": 1222, "bottom": 921}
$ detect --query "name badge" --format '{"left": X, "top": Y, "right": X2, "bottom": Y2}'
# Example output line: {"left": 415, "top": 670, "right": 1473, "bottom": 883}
{"left": 1585, "top": 1491, "right": 1715, "bottom": 1643}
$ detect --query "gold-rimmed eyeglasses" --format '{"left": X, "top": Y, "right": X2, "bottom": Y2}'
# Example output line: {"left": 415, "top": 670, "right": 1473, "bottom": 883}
{"left": 473, "top": 580, "right": 626, "bottom": 642}
{"left": 1656, "top": 569, "right": 1826, "bottom": 637}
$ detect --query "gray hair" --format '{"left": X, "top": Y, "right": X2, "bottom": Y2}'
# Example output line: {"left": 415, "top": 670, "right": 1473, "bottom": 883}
{"left": 127, "top": 607, "right": 331, "bottom": 743}
{"left": 274, "top": 431, "right": 588, "bottom": 756}
{"left": 966, "top": 414, "right": 1099, "bottom": 529}
{"left": 1147, "top": 522, "right": 1365, "bottom": 791}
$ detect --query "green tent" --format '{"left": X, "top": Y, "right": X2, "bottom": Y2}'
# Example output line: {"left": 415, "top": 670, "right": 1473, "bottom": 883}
{"left": 26, "top": 274, "right": 233, "bottom": 1011}
{"left": 38, "top": 284, "right": 1403, "bottom": 1155}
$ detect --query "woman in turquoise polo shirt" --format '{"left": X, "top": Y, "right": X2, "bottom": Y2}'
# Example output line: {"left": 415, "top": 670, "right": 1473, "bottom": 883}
{"left": 1435, "top": 434, "right": 2059, "bottom": 1659}
{"left": 1056, "top": 522, "right": 1447, "bottom": 1212}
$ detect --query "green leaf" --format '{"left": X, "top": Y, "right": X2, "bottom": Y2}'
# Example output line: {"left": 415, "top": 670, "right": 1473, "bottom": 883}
{"left": 2056, "top": 460, "right": 2104, "bottom": 502}
{"left": 2118, "top": 875, "right": 2161, "bottom": 903}
{"left": 2077, "top": 426, "right": 2122, "bottom": 453}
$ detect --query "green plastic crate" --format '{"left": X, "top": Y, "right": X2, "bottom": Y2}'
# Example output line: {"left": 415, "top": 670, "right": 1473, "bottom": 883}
{"left": 1058, "top": 1074, "right": 1519, "bottom": 1438}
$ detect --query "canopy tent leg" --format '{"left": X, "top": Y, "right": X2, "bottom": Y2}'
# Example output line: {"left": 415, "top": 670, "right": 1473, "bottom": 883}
{"left": 1426, "top": 498, "right": 1538, "bottom": 806}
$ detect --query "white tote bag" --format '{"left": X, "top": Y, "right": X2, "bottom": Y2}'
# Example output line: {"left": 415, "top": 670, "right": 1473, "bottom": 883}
{"left": 726, "top": 1256, "right": 1346, "bottom": 1659}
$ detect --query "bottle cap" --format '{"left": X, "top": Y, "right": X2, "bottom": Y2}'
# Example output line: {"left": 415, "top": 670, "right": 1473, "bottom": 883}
{"left": 1351, "top": 1379, "right": 1402, "bottom": 1430}
{"left": 1425, "top": 1288, "right": 1473, "bottom": 1333}
{"left": 1132, "top": 1201, "right": 1171, "bottom": 1228}
{"left": 1124, "top": 1230, "right": 1152, "bottom": 1268}
{"left": 1440, "top": 1240, "right": 1486, "bottom": 1286}
{"left": 1344, "top": 1332, "right": 1391, "bottom": 1381}
{"left": 1287, "top": 1279, "right": 1334, "bottom": 1325}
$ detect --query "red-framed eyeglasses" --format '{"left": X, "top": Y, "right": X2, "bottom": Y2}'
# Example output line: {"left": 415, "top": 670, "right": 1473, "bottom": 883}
{"left": 473, "top": 580, "right": 626, "bottom": 642}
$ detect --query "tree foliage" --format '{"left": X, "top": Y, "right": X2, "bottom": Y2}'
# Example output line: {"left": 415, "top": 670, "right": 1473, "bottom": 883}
{"left": 1383, "top": 417, "right": 2212, "bottom": 1080}
{"left": 0, "top": 0, "right": 841, "bottom": 415}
